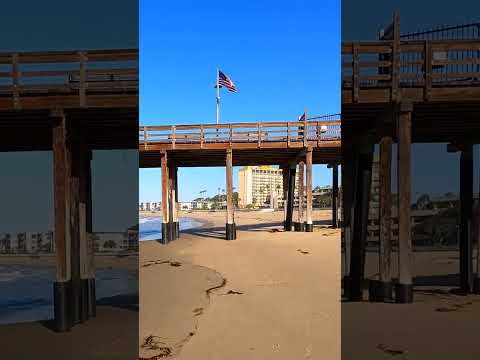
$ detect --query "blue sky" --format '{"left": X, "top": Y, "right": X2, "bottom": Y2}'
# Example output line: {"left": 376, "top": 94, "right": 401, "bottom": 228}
{"left": 139, "top": 0, "right": 340, "bottom": 202}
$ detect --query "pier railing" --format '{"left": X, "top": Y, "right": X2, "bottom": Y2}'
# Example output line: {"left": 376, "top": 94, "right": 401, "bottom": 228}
{"left": 342, "top": 39, "right": 480, "bottom": 102}
{"left": 140, "top": 120, "right": 341, "bottom": 149}
{"left": 0, "top": 49, "right": 138, "bottom": 109}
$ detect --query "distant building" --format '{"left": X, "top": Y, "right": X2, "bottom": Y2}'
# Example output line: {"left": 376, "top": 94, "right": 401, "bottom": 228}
{"left": 179, "top": 202, "right": 193, "bottom": 210}
{"left": 139, "top": 201, "right": 161, "bottom": 212}
{"left": 0, "top": 230, "right": 136, "bottom": 255}
{"left": 238, "top": 165, "right": 300, "bottom": 208}
{"left": 192, "top": 199, "right": 214, "bottom": 210}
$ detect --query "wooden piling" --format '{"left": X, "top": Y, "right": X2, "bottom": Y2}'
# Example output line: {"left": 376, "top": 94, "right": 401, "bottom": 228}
{"left": 378, "top": 136, "right": 393, "bottom": 301}
{"left": 78, "top": 141, "right": 90, "bottom": 322}
{"left": 349, "top": 148, "right": 373, "bottom": 301}
{"left": 52, "top": 110, "right": 72, "bottom": 332}
{"left": 161, "top": 151, "right": 170, "bottom": 244}
{"left": 285, "top": 164, "right": 297, "bottom": 231}
{"left": 296, "top": 160, "right": 305, "bottom": 231}
{"left": 396, "top": 102, "right": 413, "bottom": 303}
{"left": 169, "top": 160, "right": 178, "bottom": 240}
{"left": 226, "top": 148, "right": 236, "bottom": 240}
{"left": 305, "top": 149, "right": 313, "bottom": 232}
{"left": 460, "top": 144, "right": 473, "bottom": 293}
{"left": 342, "top": 145, "right": 355, "bottom": 296}
{"left": 69, "top": 139, "right": 82, "bottom": 325}
{"left": 85, "top": 149, "right": 95, "bottom": 318}
{"left": 332, "top": 163, "right": 339, "bottom": 229}
{"left": 282, "top": 166, "right": 289, "bottom": 229}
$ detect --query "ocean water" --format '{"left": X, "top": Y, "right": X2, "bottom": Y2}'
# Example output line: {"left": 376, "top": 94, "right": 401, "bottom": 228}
{"left": 139, "top": 216, "right": 202, "bottom": 241}
{"left": 0, "top": 265, "right": 137, "bottom": 325}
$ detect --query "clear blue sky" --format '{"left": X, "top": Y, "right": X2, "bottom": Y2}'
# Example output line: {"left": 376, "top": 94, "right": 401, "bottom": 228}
{"left": 139, "top": 0, "right": 340, "bottom": 202}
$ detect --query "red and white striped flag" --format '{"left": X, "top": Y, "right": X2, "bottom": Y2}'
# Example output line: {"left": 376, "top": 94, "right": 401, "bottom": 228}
{"left": 216, "top": 70, "right": 237, "bottom": 93}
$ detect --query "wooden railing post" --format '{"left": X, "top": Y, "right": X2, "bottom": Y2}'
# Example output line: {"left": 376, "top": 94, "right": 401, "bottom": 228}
{"left": 229, "top": 124, "right": 233, "bottom": 146}
{"left": 143, "top": 127, "right": 148, "bottom": 150}
{"left": 257, "top": 123, "right": 261, "bottom": 148}
{"left": 317, "top": 121, "right": 321, "bottom": 147}
{"left": 424, "top": 40, "right": 432, "bottom": 101}
{"left": 287, "top": 123, "right": 291, "bottom": 147}
{"left": 200, "top": 124, "right": 204, "bottom": 148}
{"left": 391, "top": 13, "right": 400, "bottom": 102}
{"left": 12, "top": 53, "right": 20, "bottom": 109}
{"left": 353, "top": 44, "right": 359, "bottom": 103}
{"left": 303, "top": 113, "right": 308, "bottom": 147}
{"left": 172, "top": 125, "right": 176, "bottom": 149}
{"left": 79, "top": 51, "right": 87, "bottom": 107}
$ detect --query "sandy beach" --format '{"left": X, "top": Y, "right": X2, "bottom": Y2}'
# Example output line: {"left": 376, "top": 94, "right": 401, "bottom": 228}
{"left": 342, "top": 249, "right": 480, "bottom": 359}
{"left": 140, "top": 209, "right": 341, "bottom": 359}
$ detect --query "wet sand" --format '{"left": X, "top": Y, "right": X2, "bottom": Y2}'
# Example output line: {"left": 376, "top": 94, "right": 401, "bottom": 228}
{"left": 140, "top": 209, "right": 341, "bottom": 360}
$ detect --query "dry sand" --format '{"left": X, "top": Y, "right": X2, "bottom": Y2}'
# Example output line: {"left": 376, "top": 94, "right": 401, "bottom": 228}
{"left": 342, "top": 248, "right": 480, "bottom": 359}
{"left": 1, "top": 306, "right": 138, "bottom": 359}
{"left": 140, "top": 209, "right": 341, "bottom": 360}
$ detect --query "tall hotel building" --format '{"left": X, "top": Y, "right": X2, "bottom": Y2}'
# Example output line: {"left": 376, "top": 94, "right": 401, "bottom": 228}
{"left": 238, "top": 165, "right": 299, "bottom": 208}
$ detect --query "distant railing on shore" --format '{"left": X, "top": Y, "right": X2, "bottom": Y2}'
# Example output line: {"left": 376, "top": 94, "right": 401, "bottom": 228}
{"left": 140, "top": 119, "right": 341, "bottom": 149}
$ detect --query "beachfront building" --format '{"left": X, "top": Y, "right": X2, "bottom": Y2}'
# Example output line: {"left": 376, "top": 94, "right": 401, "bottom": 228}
{"left": 191, "top": 199, "right": 214, "bottom": 210}
{"left": 139, "top": 202, "right": 161, "bottom": 212}
{"left": 178, "top": 201, "right": 193, "bottom": 210}
{"left": 238, "top": 165, "right": 300, "bottom": 208}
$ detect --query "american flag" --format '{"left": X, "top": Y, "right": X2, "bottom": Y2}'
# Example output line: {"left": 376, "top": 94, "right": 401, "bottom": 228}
{"left": 217, "top": 70, "right": 237, "bottom": 93}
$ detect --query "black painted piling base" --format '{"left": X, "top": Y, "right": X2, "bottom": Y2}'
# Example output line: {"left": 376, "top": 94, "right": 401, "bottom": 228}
{"left": 226, "top": 223, "right": 236, "bottom": 240}
{"left": 342, "top": 276, "right": 351, "bottom": 299}
{"left": 88, "top": 278, "right": 96, "bottom": 318}
{"left": 176, "top": 221, "right": 180, "bottom": 239}
{"left": 284, "top": 220, "right": 292, "bottom": 231}
{"left": 305, "top": 223, "right": 313, "bottom": 232}
{"left": 80, "top": 279, "right": 89, "bottom": 322}
{"left": 160, "top": 222, "right": 172, "bottom": 244}
{"left": 54, "top": 281, "right": 72, "bottom": 332}
{"left": 473, "top": 277, "right": 480, "bottom": 294}
{"left": 369, "top": 280, "right": 393, "bottom": 302}
{"left": 395, "top": 283, "right": 413, "bottom": 303}
{"left": 294, "top": 222, "right": 305, "bottom": 232}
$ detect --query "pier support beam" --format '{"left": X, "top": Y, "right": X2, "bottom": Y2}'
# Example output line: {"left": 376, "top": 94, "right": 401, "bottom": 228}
{"left": 169, "top": 161, "right": 178, "bottom": 240}
{"left": 285, "top": 163, "right": 297, "bottom": 231}
{"left": 226, "top": 148, "right": 236, "bottom": 240}
{"left": 84, "top": 149, "right": 96, "bottom": 318}
{"left": 175, "top": 167, "right": 180, "bottom": 238}
{"left": 52, "top": 110, "right": 72, "bottom": 332}
{"left": 160, "top": 151, "right": 171, "bottom": 244}
{"left": 282, "top": 166, "right": 289, "bottom": 229}
{"left": 396, "top": 102, "right": 413, "bottom": 303}
{"left": 342, "top": 145, "right": 355, "bottom": 297}
{"left": 332, "top": 163, "right": 339, "bottom": 229}
{"left": 295, "top": 160, "right": 305, "bottom": 232}
{"left": 78, "top": 143, "right": 92, "bottom": 322}
{"left": 459, "top": 144, "right": 473, "bottom": 293}
{"left": 69, "top": 137, "right": 82, "bottom": 326}
{"left": 305, "top": 149, "right": 313, "bottom": 232}
{"left": 370, "top": 136, "right": 393, "bottom": 302}
{"left": 349, "top": 144, "right": 374, "bottom": 301}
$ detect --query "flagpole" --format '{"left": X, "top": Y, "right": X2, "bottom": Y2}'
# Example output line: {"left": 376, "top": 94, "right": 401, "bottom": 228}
{"left": 216, "top": 68, "right": 220, "bottom": 124}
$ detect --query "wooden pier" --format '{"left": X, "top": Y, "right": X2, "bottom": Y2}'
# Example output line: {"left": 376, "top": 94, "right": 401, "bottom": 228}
{"left": 139, "top": 116, "right": 341, "bottom": 242}
{"left": 0, "top": 49, "right": 138, "bottom": 331}
{"left": 342, "top": 14, "right": 480, "bottom": 303}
